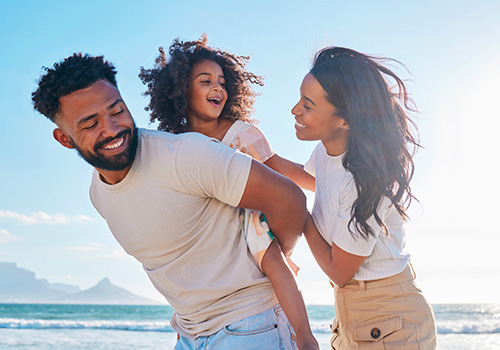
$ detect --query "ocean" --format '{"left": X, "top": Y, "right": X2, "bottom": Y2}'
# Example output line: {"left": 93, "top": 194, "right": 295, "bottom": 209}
{"left": 0, "top": 303, "right": 499, "bottom": 349}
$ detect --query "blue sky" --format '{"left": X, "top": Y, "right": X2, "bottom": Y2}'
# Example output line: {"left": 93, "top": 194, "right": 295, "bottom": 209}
{"left": 1, "top": 0, "right": 499, "bottom": 304}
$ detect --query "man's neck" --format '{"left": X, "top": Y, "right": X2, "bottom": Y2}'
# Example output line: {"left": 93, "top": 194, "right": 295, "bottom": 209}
{"left": 97, "top": 165, "right": 132, "bottom": 185}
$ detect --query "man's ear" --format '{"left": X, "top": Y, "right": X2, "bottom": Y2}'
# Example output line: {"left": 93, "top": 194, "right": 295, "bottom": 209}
{"left": 53, "top": 128, "right": 75, "bottom": 149}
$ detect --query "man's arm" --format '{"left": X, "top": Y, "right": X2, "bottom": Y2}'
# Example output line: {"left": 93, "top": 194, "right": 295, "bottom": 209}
{"left": 237, "top": 159, "right": 307, "bottom": 256}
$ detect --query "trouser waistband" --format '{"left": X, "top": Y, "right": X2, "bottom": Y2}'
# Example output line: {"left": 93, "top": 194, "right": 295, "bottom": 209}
{"left": 337, "top": 264, "right": 416, "bottom": 292}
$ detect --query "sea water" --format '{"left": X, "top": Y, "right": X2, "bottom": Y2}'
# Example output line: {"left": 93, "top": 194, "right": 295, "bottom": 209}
{"left": 0, "top": 303, "right": 499, "bottom": 349}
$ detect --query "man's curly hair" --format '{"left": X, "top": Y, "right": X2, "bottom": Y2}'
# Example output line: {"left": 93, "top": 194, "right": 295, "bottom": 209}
{"left": 32, "top": 53, "right": 118, "bottom": 122}
{"left": 139, "top": 35, "right": 264, "bottom": 133}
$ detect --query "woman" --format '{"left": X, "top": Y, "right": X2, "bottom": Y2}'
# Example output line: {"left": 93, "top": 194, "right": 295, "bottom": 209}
{"left": 293, "top": 46, "right": 437, "bottom": 349}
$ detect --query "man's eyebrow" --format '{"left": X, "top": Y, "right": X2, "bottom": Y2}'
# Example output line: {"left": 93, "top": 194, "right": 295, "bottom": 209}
{"left": 108, "top": 99, "right": 123, "bottom": 110}
{"left": 76, "top": 99, "right": 123, "bottom": 127}
{"left": 77, "top": 114, "right": 98, "bottom": 127}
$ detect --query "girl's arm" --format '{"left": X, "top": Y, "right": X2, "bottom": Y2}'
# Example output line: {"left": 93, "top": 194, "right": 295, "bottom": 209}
{"left": 238, "top": 160, "right": 306, "bottom": 256}
{"left": 264, "top": 154, "right": 315, "bottom": 192}
{"left": 262, "top": 240, "right": 319, "bottom": 350}
{"left": 303, "top": 214, "right": 367, "bottom": 286}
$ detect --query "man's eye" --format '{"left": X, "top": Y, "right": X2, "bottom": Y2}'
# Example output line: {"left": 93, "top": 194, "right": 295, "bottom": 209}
{"left": 112, "top": 110, "right": 124, "bottom": 116}
{"left": 83, "top": 122, "right": 97, "bottom": 130}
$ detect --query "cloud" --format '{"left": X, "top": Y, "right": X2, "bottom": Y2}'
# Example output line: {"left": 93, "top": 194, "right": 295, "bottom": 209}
{"left": 103, "top": 249, "right": 129, "bottom": 259}
{"left": 65, "top": 243, "right": 102, "bottom": 251}
{"left": 0, "top": 210, "right": 91, "bottom": 225}
{"left": 0, "top": 228, "right": 20, "bottom": 244}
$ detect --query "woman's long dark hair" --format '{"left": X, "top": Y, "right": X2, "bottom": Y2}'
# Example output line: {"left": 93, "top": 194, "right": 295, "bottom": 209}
{"left": 310, "top": 47, "right": 420, "bottom": 239}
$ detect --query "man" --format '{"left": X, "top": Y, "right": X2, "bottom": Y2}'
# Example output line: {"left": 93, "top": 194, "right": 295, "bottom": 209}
{"left": 32, "top": 53, "right": 307, "bottom": 349}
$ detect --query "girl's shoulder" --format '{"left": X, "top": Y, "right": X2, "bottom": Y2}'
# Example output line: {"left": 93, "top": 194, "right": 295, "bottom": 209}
{"left": 222, "top": 120, "right": 270, "bottom": 146}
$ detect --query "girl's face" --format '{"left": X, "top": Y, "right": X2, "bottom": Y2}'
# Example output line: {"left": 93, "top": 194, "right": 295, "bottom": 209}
{"left": 291, "top": 73, "right": 349, "bottom": 156}
{"left": 187, "top": 60, "right": 228, "bottom": 125}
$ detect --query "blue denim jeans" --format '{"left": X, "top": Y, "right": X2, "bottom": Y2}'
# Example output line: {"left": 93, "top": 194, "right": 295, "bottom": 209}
{"left": 174, "top": 304, "right": 297, "bottom": 350}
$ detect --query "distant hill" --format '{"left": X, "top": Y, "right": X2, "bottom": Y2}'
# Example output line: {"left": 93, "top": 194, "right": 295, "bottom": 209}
{"left": 0, "top": 262, "right": 161, "bottom": 305}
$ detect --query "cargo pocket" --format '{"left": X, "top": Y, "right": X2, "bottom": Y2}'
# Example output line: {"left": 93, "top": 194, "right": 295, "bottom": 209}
{"left": 330, "top": 318, "right": 344, "bottom": 350}
{"left": 352, "top": 314, "right": 403, "bottom": 349}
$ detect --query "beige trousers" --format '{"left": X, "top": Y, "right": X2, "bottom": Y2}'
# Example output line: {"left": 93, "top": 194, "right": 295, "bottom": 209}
{"left": 330, "top": 265, "right": 437, "bottom": 349}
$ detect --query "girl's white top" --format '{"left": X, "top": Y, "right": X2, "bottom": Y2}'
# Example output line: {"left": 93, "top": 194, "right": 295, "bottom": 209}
{"left": 305, "top": 142, "right": 410, "bottom": 281}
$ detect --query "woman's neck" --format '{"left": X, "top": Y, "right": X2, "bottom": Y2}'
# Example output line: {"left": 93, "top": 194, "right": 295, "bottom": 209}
{"left": 322, "top": 138, "right": 348, "bottom": 157}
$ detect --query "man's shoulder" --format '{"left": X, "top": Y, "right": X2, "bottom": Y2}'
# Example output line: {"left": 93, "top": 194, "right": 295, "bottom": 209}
{"left": 139, "top": 128, "right": 213, "bottom": 146}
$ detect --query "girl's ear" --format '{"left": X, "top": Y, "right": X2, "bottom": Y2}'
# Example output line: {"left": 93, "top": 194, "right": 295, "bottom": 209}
{"left": 53, "top": 128, "right": 75, "bottom": 149}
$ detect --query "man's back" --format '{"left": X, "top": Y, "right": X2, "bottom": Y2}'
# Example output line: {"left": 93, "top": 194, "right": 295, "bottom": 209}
{"left": 90, "top": 129, "right": 277, "bottom": 337}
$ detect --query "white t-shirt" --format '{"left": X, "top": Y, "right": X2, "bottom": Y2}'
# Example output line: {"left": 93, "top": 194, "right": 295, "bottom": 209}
{"left": 221, "top": 120, "right": 275, "bottom": 163}
{"left": 90, "top": 129, "right": 277, "bottom": 338}
{"left": 305, "top": 142, "right": 410, "bottom": 281}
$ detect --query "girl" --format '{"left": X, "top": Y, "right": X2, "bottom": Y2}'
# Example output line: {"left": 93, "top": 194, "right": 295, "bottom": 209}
{"left": 140, "top": 36, "right": 318, "bottom": 350}
{"left": 293, "top": 47, "right": 437, "bottom": 349}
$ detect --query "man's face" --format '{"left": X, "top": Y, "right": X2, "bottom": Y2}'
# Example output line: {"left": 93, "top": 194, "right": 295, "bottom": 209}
{"left": 53, "top": 80, "right": 138, "bottom": 180}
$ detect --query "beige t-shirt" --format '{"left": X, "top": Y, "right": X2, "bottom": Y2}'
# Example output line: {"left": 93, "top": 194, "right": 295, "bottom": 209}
{"left": 90, "top": 129, "right": 277, "bottom": 338}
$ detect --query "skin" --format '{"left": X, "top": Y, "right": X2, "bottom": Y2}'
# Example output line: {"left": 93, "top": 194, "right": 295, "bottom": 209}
{"left": 292, "top": 73, "right": 367, "bottom": 286}
{"left": 53, "top": 80, "right": 136, "bottom": 185}
{"left": 186, "top": 60, "right": 233, "bottom": 140}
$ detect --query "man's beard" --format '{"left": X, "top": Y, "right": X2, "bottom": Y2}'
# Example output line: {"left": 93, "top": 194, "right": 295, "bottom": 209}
{"left": 71, "top": 125, "right": 139, "bottom": 171}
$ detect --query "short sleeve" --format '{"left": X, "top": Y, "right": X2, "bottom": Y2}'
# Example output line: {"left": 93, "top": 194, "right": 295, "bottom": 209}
{"left": 229, "top": 125, "right": 275, "bottom": 163}
{"left": 304, "top": 143, "right": 322, "bottom": 176}
{"left": 175, "top": 133, "right": 252, "bottom": 207}
{"left": 330, "top": 180, "right": 380, "bottom": 257}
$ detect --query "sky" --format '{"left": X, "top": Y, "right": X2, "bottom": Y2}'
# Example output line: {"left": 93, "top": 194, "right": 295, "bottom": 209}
{"left": 1, "top": 0, "right": 499, "bottom": 305}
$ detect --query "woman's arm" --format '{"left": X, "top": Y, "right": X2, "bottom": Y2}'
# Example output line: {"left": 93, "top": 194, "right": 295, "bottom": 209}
{"left": 264, "top": 154, "right": 315, "bottom": 192}
{"left": 303, "top": 214, "right": 367, "bottom": 286}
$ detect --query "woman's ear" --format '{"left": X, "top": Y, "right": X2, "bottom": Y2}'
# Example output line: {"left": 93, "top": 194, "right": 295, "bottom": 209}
{"left": 53, "top": 128, "right": 75, "bottom": 149}
{"left": 342, "top": 119, "right": 350, "bottom": 130}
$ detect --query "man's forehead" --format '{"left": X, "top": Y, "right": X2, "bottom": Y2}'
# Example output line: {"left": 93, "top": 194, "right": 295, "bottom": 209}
{"left": 57, "top": 80, "right": 121, "bottom": 122}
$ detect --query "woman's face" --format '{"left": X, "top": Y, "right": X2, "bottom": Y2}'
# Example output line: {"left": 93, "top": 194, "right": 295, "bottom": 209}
{"left": 291, "top": 73, "right": 349, "bottom": 156}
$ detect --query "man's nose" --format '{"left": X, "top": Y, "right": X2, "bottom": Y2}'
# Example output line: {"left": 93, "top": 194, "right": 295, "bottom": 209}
{"left": 101, "top": 115, "right": 121, "bottom": 136}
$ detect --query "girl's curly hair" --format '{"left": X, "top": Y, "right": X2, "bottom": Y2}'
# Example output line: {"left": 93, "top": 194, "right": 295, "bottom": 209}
{"left": 139, "top": 35, "right": 264, "bottom": 133}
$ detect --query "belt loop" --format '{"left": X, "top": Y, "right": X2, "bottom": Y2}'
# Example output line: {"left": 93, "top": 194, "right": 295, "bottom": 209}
{"left": 358, "top": 280, "right": 366, "bottom": 291}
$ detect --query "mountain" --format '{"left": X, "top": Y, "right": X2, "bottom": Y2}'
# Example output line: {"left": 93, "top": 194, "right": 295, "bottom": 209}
{"left": 57, "top": 277, "right": 157, "bottom": 305}
{"left": 0, "top": 262, "right": 160, "bottom": 305}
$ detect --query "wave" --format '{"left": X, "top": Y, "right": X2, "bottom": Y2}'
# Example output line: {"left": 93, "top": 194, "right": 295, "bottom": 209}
{"left": 2, "top": 318, "right": 500, "bottom": 335}
{"left": 0, "top": 318, "right": 174, "bottom": 333}
{"left": 311, "top": 320, "right": 500, "bottom": 335}
{"left": 436, "top": 320, "right": 500, "bottom": 335}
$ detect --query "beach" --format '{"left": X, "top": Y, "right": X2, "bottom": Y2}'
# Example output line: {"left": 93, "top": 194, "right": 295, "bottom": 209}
{"left": 1, "top": 303, "right": 499, "bottom": 349}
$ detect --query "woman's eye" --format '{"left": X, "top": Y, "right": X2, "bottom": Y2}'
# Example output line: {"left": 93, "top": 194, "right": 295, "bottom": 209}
{"left": 304, "top": 104, "right": 311, "bottom": 110}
